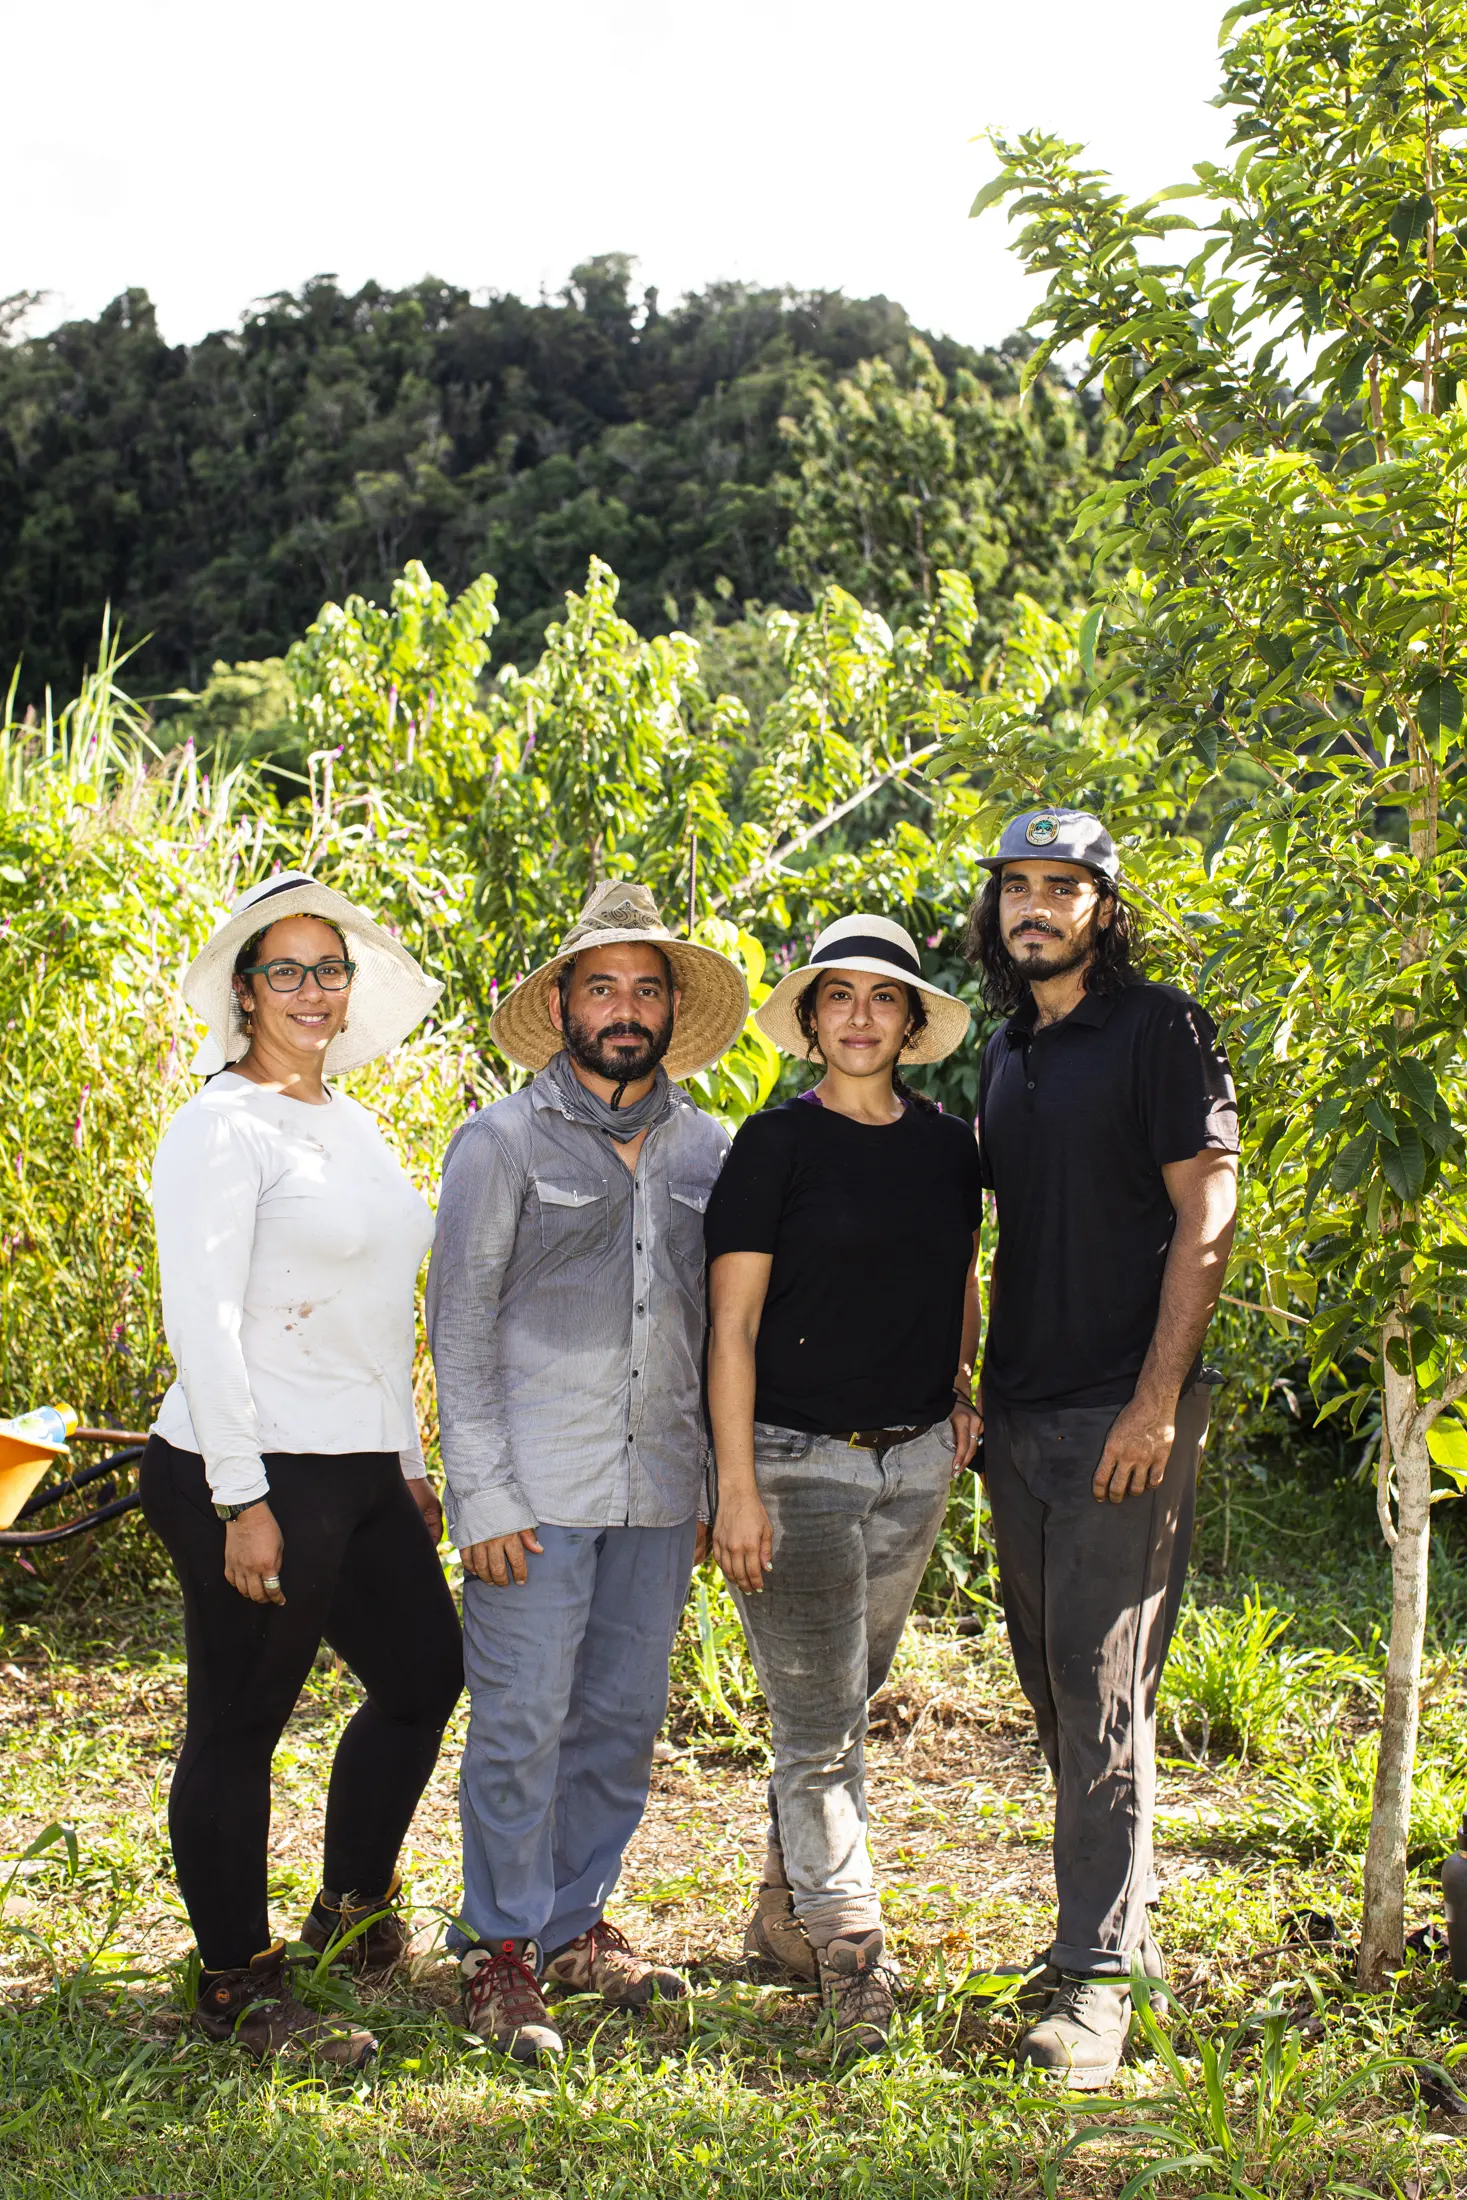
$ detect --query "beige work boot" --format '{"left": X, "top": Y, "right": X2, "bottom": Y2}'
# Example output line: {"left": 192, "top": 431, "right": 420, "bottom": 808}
{"left": 543, "top": 1919, "right": 687, "bottom": 2007}
{"left": 744, "top": 1885, "right": 820, "bottom": 1986}
{"left": 192, "top": 1943, "right": 376, "bottom": 2069}
{"left": 460, "top": 1939, "right": 564, "bottom": 2063}
{"left": 1017, "top": 1974, "right": 1132, "bottom": 2089}
{"left": 818, "top": 1928, "right": 900, "bottom": 2060}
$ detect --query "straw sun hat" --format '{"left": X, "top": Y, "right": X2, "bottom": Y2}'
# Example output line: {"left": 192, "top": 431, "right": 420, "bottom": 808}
{"left": 182, "top": 870, "right": 444, "bottom": 1076}
{"left": 489, "top": 880, "right": 749, "bottom": 1081}
{"left": 756, "top": 914, "right": 971, "bottom": 1065}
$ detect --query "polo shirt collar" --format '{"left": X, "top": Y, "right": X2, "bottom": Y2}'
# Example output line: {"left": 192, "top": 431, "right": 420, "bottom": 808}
{"left": 1004, "top": 986, "right": 1124, "bottom": 1045}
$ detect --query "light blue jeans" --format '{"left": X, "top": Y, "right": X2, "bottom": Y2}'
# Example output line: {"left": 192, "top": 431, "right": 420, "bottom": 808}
{"left": 730, "top": 1420, "right": 954, "bottom": 1945}
{"left": 454, "top": 1519, "right": 697, "bottom": 1953}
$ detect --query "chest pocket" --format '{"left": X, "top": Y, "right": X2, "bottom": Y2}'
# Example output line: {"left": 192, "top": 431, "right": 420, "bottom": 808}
{"left": 534, "top": 1176, "right": 609, "bottom": 1257}
{"left": 666, "top": 1181, "right": 711, "bottom": 1278}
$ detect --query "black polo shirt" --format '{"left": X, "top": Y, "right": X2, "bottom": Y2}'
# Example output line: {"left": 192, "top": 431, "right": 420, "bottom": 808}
{"left": 978, "top": 979, "right": 1238, "bottom": 1409}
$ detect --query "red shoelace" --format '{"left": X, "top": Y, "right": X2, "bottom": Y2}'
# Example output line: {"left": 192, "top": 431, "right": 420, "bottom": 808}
{"left": 466, "top": 1944, "right": 547, "bottom": 2026}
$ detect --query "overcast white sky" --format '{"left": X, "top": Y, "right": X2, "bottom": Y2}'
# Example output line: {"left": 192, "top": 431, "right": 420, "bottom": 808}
{"left": 8, "top": 0, "right": 1232, "bottom": 351}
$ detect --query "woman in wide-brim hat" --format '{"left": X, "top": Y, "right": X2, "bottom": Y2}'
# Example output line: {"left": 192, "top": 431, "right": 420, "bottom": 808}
{"left": 702, "top": 913, "right": 983, "bottom": 2058}
{"left": 140, "top": 871, "right": 463, "bottom": 2069}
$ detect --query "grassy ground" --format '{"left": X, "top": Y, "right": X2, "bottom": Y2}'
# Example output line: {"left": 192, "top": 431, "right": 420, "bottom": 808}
{"left": 4, "top": 1475, "right": 1467, "bottom": 2196}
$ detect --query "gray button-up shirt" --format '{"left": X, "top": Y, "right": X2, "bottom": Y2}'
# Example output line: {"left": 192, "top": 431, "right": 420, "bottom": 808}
{"left": 427, "top": 1064, "right": 730, "bottom": 1547}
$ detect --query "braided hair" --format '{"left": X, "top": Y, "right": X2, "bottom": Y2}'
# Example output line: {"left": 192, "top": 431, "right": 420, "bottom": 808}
{"left": 793, "top": 975, "right": 941, "bottom": 1116}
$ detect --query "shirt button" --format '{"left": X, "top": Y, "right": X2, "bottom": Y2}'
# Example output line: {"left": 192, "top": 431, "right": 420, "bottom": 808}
{"left": 635, "top": 1240, "right": 643, "bottom": 1250}
{"left": 636, "top": 1302, "right": 645, "bottom": 1313}
{"left": 1027, "top": 1080, "right": 1036, "bottom": 1091}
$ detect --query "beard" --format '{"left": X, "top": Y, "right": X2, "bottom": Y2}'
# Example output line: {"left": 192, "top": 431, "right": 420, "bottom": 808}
{"left": 1004, "top": 912, "right": 1100, "bottom": 983}
{"left": 563, "top": 1006, "right": 674, "bottom": 1085}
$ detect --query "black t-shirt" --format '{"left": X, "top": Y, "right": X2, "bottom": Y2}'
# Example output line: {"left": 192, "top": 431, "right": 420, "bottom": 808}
{"left": 978, "top": 980, "right": 1238, "bottom": 1410}
{"left": 703, "top": 1097, "right": 984, "bottom": 1434}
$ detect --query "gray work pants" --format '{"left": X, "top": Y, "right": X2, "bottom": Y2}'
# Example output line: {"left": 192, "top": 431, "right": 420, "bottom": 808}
{"left": 729, "top": 1420, "right": 954, "bottom": 1946}
{"left": 983, "top": 1382, "right": 1209, "bottom": 1977}
{"left": 454, "top": 1519, "right": 697, "bottom": 1953}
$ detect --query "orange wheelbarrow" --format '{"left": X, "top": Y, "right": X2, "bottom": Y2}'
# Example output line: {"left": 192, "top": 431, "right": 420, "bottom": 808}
{"left": 0, "top": 1424, "right": 150, "bottom": 1548}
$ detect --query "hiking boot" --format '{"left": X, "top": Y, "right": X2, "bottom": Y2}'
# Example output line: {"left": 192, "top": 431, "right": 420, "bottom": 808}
{"left": 818, "top": 1928, "right": 900, "bottom": 2060}
{"left": 191, "top": 1943, "right": 376, "bottom": 2068}
{"left": 975, "top": 1927, "right": 1168, "bottom": 2020}
{"left": 1017, "top": 1974, "right": 1132, "bottom": 2089}
{"left": 300, "top": 1873, "right": 409, "bottom": 1974}
{"left": 543, "top": 1919, "right": 687, "bottom": 2008}
{"left": 460, "top": 1939, "right": 563, "bottom": 2063}
{"left": 743, "top": 1885, "right": 820, "bottom": 1987}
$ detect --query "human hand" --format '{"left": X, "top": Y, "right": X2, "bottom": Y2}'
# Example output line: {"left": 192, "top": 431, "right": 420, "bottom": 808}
{"left": 694, "top": 1519, "right": 710, "bottom": 1565}
{"left": 404, "top": 1476, "right": 444, "bottom": 1544}
{"left": 1092, "top": 1393, "right": 1177, "bottom": 1503}
{"left": 461, "top": 1528, "right": 545, "bottom": 1585}
{"left": 949, "top": 1399, "right": 984, "bottom": 1477}
{"left": 711, "top": 1490, "right": 774, "bottom": 1595}
{"left": 224, "top": 1502, "right": 285, "bottom": 1605}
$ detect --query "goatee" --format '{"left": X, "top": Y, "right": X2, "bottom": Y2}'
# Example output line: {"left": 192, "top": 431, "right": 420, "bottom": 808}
{"left": 564, "top": 1009, "right": 673, "bottom": 1086}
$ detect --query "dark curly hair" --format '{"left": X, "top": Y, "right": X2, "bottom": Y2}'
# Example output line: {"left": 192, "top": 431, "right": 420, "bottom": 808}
{"left": 793, "top": 973, "right": 941, "bottom": 1116}
{"left": 963, "top": 872, "right": 1144, "bottom": 1018}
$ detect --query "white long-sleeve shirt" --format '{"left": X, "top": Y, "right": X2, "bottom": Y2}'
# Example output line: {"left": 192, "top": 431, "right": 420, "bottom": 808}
{"left": 150, "top": 1073, "right": 436, "bottom": 1504}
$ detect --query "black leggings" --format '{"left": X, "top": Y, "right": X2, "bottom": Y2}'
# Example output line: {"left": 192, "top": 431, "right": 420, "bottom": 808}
{"left": 140, "top": 1437, "right": 463, "bottom": 1972}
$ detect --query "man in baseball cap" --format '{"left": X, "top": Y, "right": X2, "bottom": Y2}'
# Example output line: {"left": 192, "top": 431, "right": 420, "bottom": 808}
{"left": 963, "top": 807, "right": 1239, "bottom": 2086}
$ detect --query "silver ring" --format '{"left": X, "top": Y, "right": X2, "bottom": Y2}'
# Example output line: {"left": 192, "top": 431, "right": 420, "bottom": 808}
{"left": 263, "top": 1574, "right": 281, "bottom": 1591}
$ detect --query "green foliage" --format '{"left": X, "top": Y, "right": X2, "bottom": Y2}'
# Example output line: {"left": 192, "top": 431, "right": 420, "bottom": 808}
{"left": 0, "top": 263, "right": 1065, "bottom": 703}
{"left": 1245, "top": 1734, "right": 1467, "bottom": 1869}
{"left": 777, "top": 338, "right": 1112, "bottom": 642}
{"left": 1160, "top": 1592, "right": 1377, "bottom": 1762}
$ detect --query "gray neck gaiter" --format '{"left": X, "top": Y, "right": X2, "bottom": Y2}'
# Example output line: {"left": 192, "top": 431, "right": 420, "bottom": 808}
{"left": 545, "top": 1049, "right": 675, "bottom": 1144}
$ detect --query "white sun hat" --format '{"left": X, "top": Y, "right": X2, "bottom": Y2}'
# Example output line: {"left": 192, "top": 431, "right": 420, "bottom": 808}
{"left": 182, "top": 870, "right": 444, "bottom": 1076}
{"left": 755, "top": 913, "right": 971, "bottom": 1064}
{"left": 489, "top": 880, "right": 749, "bottom": 1081}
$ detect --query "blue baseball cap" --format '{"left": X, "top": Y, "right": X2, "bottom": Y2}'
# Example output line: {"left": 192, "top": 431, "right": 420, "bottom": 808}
{"left": 978, "top": 807, "right": 1120, "bottom": 882}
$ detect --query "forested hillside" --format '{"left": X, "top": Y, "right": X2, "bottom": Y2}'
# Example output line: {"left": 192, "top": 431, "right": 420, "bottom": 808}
{"left": 0, "top": 256, "right": 1107, "bottom": 701}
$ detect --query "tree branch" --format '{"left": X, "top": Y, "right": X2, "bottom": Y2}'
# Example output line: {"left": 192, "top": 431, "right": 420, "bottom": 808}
{"left": 711, "top": 743, "right": 942, "bottom": 911}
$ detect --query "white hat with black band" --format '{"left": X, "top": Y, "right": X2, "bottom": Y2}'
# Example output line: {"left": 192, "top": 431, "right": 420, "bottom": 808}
{"left": 755, "top": 913, "right": 971, "bottom": 1064}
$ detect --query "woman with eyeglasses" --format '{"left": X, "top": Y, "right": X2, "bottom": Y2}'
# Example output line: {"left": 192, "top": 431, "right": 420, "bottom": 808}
{"left": 140, "top": 873, "right": 463, "bottom": 2069}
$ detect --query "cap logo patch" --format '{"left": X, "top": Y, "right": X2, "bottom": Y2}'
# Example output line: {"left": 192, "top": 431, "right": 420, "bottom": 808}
{"left": 1025, "top": 816, "right": 1060, "bottom": 846}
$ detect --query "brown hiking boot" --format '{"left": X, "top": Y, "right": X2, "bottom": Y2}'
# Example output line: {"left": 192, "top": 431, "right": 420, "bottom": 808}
{"left": 300, "top": 1873, "right": 409, "bottom": 1974}
{"left": 543, "top": 1919, "right": 687, "bottom": 2007}
{"left": 191, "top": 1943, "right": 376, "bottom": 2068}
{"left": 744, "top": 1885, "right": 820, "bottom": 1987}
{"left": 460, "top": 1940, "right": 563, "bottom": 2064}
{"left": 817, "top": 1928, "right": 900, "bottom": 2060}
{"left": 1018, "top": 1974, "right": 1132, "bottom": 2089}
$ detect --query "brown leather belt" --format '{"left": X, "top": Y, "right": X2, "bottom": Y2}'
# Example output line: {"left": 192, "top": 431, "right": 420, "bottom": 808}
{"left": 838, "top": 1421, "right": 935, "bottom": 1452}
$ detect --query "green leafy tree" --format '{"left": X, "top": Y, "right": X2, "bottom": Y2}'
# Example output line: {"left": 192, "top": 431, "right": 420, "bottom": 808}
{"left": 777, "top": 338, "right": 1112, "bottom": 642}
{"left": 966, "top": 0, "right": 1467, "bottom": 1977}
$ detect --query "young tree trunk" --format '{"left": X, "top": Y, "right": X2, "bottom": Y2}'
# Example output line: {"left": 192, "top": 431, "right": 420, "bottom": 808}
{"left": 1358, "top": 1339, "right": 1431, "bottom": 1986}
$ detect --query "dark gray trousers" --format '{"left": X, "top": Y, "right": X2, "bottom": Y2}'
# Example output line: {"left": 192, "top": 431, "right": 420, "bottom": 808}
{"left": 983, "top": 1382, "right": 1209, "bottom": 1976}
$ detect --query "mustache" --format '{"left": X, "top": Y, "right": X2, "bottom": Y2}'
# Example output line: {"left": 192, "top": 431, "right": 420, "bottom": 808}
{"left": 600, "top": 1022, "right": 657, "bottom": 1043}
{"left": 1013, "top": 922, "right": 1062, "bottom": 940}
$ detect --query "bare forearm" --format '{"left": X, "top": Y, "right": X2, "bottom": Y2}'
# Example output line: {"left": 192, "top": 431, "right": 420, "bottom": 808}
{"left": 1136, "top": 1184, "right": 1236, "bottom": 1407}
{"left": 708, "top": 1323, "right": 760, "bottom": 1496}
{"left": 956, "top": 1231, "right": 982, "bottom": 1400}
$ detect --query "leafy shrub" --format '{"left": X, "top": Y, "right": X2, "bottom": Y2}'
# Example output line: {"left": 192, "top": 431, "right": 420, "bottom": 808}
{"left": 1159, "top": 1590, "right": 1376, "bottom": 1762}
{"left": 1243, "top": 1734, "right": 1467, "bottom": 1871}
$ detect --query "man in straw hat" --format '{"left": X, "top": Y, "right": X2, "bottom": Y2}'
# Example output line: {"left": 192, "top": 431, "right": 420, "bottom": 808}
{"left": 427, "top": 880, "right": 748, "bottom": 2062}
{"left": 965, "top": 808, "right": 1238, "bottom": 2087}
